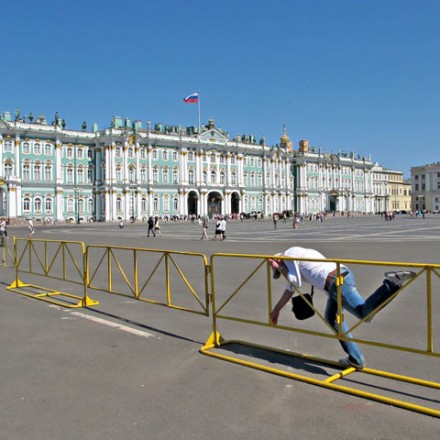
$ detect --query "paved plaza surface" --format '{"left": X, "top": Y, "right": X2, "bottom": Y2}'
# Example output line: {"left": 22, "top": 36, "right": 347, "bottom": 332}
{"left": 1, "top": 215, "right": 440, "bottom": 439}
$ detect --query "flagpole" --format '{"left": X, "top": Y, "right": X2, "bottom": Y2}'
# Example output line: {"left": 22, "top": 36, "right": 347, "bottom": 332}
{"left": 198, "top": 90, "right": 201, "bottom": 132}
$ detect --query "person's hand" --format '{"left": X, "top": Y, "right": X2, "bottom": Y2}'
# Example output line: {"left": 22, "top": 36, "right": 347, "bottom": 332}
{"left": 269, "top": 258, "right": 281, "bottom": 271}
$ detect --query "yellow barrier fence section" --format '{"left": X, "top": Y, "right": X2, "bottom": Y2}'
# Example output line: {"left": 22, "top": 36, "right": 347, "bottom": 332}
{"left": 1, "top": 235, "right": 14, "bottom": 267}
{"left": 201, "top": 252, "right": 440, "bottom": 418}
{"left": 86, "top": 245, "right": 210, "bottom": 316}
{"left": 6, "top": 237, "right": 98, "bottom": 308}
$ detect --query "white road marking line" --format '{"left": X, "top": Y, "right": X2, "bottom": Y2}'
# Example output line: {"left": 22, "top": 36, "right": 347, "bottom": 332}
{"left": 70, "top": 311, "right": 154, "bottom": 338}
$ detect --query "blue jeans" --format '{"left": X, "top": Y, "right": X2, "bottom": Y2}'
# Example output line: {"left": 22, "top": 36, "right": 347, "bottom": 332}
{"left": 325, "top": 269, "right": 399, "bottom": 367}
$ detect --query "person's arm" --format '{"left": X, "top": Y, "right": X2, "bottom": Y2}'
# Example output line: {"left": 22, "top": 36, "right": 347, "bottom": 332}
{"left": 271, "top": 288, "right": 294, "bottom": 325}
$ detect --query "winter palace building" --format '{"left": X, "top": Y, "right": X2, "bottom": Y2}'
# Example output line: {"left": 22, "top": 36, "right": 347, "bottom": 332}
{"left": 0, "top": 109, "right": 409, "bottom": 223}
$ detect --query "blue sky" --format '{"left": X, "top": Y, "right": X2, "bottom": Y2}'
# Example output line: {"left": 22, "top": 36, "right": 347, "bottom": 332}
{"left": 1, "top": 0, "right": 439, "bottom": 177}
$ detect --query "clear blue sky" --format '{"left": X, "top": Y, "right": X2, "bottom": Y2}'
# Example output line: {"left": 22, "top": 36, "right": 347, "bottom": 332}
{"left": 1, "top": 0, "right": 439, "bottom": 177}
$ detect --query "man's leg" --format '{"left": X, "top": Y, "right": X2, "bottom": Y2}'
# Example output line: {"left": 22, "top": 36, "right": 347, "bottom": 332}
{"left": 325, "top": 294, "right": 366, "bottom": 367}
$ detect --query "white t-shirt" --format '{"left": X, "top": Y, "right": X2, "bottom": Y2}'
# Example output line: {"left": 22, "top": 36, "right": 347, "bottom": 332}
{"left": 281, "top": 246, "right": 344, "bottom": 291}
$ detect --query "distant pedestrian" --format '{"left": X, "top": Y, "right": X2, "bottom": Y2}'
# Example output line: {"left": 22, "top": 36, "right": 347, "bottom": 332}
{"left": 154, "top": 216, "right": 162, "bottom": 236}
{"left": 293, "top": 214, "right": 299, "bottom": 229}
{"left": 220, "top": 216, "right": 227, "bottom": 240}
{"left": 214, "top": 217, "right": 222, "bottom": 240}
{"left": 119, "top": 220, "right": 124, "bottom": 229}
{"left": 200, "top": 216, "right": 209, "bottom": 240}
{"left": 273, "top": 214, "right": 278, "bottom": 230}
{"left": 0, "top": 217, "right": 7, "bottom": 246}
{"left": 147, "top": 216, "right": 156, "bottom": 237}
{"left": 28, "top": 218, "right": 35, "bottom": 238}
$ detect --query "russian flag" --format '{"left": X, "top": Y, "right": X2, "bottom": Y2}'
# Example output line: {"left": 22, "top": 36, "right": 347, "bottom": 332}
{"left": 183, "top": 92, "right": 199, "bottom": 103}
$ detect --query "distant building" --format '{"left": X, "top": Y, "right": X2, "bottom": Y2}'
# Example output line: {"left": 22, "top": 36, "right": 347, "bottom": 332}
{"left": 411, "top": 163, "right": 440, "bottom": 212}
{"left": 372, "top": 164, "right": 411, "bottom": 212}
{"left": 0, "top": 109, "right": 406, "bottom": 223}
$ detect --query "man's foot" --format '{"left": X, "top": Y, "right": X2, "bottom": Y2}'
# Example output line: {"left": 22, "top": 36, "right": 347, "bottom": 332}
{"left": 384, "top": 271, "right": 416, "bottom": 286}
{"left": 339, "top": 357, "right": 365, "bottom": 369}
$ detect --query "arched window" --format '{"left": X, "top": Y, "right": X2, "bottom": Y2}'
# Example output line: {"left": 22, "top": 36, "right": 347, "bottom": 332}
{"left": 45, "top": 198, "right": 52, "bottom": 211}
{"left": 34, "top": 197, "right": 42, "bottom": 212}
{"left": 23, "top": 163, "right": 30, "bottom": 181}
{"left": 129, "top": 166, "right": 135, "bottom": 183}
{"left": 45, "top": 163, "right": 52, "bottom": 181}
{"left": 172, "top": 168, "right": 179, "bottom": 184}
{"left": 162, "top": 150, "right": 168, "bottom": 161}
{"left": 173, "top": 197, "right": 179, "bottom": 211}
{"left": 88, "top": 198, "right": 93, "bottom": 214}
{"left": 23, "top": 142, "right": 31, "bottom": 154}
{"left": 67, "top": 166, "right": 74, "bottom": 184}
{"left": 141, "top": 197, "right": 147, "bottom": 212}
{"left": 34, "top": 163, "right": 42, "bottom": 181}
{"left": 88, "top": 166, "right": 94, "bottom": 183}
{"left": 67, "top": 198, "right": 74, "bottom": 212}
{"left": 152, "top": 166, "right": 158, "bottom": 183}
{"left": 231, "top": 171, "right": 236, "bottom": 186}
{"left": 211, "top": 153, "right": 216, "bottom": 163}
{"left": 203, "top": 170, "right": 208, "bottom": 184}
{"left": 77, "top": 148, "right": 84, "bottom": 159}
{"left": 188, "top": 169, "right": 194, "bottom": 184}
{"left": 78, "top": 167, "right": 84, "bottom": 184}
{"left": 153, "top": 196, "right": 159, "bottom": 212}
{"left": 116, "top": 197, "right": 122, "bottom": 212}
{"left": 140, "top": 148, "right": 146, "bottom": 159}
{"left": 210, "top": 170, "right": 216, "bottom": 184}
{"left": 162, "top": 167, "right": 169, "bottom": 184}
{"left": 66, "top": 147, "right": 73, "bottom": 159}
{"left": 115, "top": 165, "right": 122, "bottom": 182}
{"left": 34, "top": 143, "right": 41, "bottom": 155}
{"left": 128, "top": 147, "right": 134, "bottom": 158}
{"left": 140, "top": 167, "right": 146, "bottom": 183}
{"left": 220, "top": 171, "right": 225, "bottom": 185}
{"left": 163, "top": 195, "right": 170, "bottom": 211}
{"left": 23, "top": 197, "right": 31, "bottom": 211}
{"left": 152, "top": 149, "right": 158, "bottom": 160}
{"left": 115, "top": 147, "right": 122, "bottom": 158}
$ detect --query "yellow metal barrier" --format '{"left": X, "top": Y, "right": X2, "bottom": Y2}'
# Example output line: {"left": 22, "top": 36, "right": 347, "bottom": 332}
{"left": 0, "top": 235, "right": 14, "bottom": 267}
{"left": 201, "top": 253, "right": 440, "bottom": 417}
{"left": 7, "top": 237, "right": 98, "bottom": 308}
{"left": 86, "top": 245, "right": 210, "bottom": 316}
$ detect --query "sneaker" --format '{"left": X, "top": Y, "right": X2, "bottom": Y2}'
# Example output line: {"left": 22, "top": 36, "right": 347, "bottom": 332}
{"left": 384, "top": 271, "right": 416, "bottom": 286}
{"left": 339, "top": 357, "right": 365, "bottom": 369}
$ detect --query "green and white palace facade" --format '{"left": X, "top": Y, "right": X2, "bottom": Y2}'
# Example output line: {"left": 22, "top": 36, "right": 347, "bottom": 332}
{"left": 0, "top": 111, "right": 401, "bottom": 223}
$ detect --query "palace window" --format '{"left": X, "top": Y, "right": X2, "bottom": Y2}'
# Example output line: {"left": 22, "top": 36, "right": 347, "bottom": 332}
{"left": 77, "top": 148, "right": 84, "bottom": 159}
{"left": 173, "top": 151, "right": 178, "bottom": 161}
{"left": 34, "top": 164, "right": 42, "bottom": 181}
{"left": 163, "top": 167, "right": 169, "bottom": 184}
{"left": 66, "top": 147, "right": 73, "bottom": 159}
{"left": 23, "top": 164, "right": 30, "bottom": 181}
{"left": 152, "top": 166, "right": 159, "bottom": 183}
{"left": 45, "top": 164, "right": 52, "bottom": 181}
{"left": 188, "top": 169, "right": 195, "bottom": 184}
{"left": 45, "top": 144, "right": 52, "bottom": 155}
{"left": 4, "top": 141, "right": 13, "bottom": 152}
{"left": 162, "top": 150, "right": 168, "bottom": 161}
{"left": 34, "top": 143, "right": 41, "bottom": 155}
{"left": 34, "top": 197, "right": 42, "bottom": 212}
{"left": 173, "top": 197, "right": 179, "bottom": 211}
{"left": 210, "top": 170, "right": 216, "bottom": 184}
{"left": 23, "top": 197, "right": 30, "bottom": 211}
{"left": 45, "top": 198, "right": 52, "bottom": 212}
{"left": 172, "top": 168, "right": 179, "bottom": 184}
{"left": 116, "top": 197, "right": 122, "bottom": 212}
{"left": 23, "top": 142, "right": 31, "bottom": 154}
